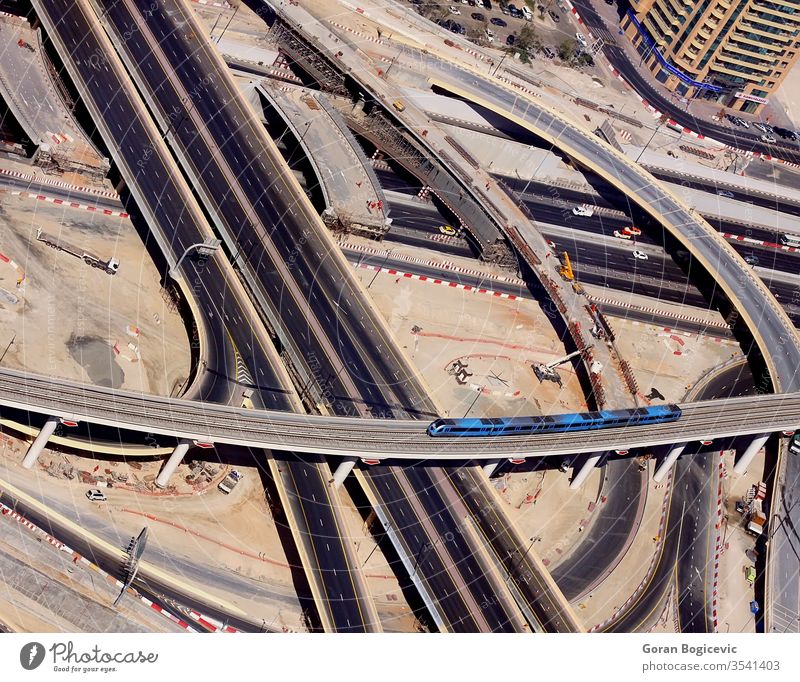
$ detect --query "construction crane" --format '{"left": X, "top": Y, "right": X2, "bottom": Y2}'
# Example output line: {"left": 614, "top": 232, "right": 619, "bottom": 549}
{"left": 532, "top": 347, "right": 592, "bottom": 386}
{"left": 558, "top": 251, "right": 574, "bottom": 281}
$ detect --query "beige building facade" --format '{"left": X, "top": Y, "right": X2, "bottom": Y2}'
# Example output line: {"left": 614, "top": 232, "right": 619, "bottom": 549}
{"left": 622, "top": 0, "right": 800, "bottom": 115}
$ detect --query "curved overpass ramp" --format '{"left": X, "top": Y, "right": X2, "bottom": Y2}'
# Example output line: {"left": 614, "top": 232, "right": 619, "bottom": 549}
{"left": 427, "top": 77, "right": 800, "bottom": 394}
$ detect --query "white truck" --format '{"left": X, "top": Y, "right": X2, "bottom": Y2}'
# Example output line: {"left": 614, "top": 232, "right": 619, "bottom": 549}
{"left": 218, "top": 470, "right": 243, "bottom": 494}
{"left": 36, "top": 227, "right": 119, "bottom": 275}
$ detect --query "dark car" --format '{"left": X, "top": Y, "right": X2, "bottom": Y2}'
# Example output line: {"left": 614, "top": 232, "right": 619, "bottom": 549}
{"left": 541, "top": 46, "right": 555, "bottom": 58}
{"left": 491, "top": 16, "right": 508, "bottom": 26}
{"left": 508, "top": 3, "right": 521, "bottom": 16}
{"left": 549, "top": 9, "right": 560, "bottom": 21}
{"left": 483, "top": 0, "right": 492, "bottom": 9}
{"left": 506, "top": 33, "right": 516, "bottom": 45}
{"left": 471, "top": 11, "right": 485, "bottom": 20}
{"left": 500, "top": 1, "right": 510, "bottom": 14}
{"left": 453, "top": 22, "right": 466, "bottom": 34}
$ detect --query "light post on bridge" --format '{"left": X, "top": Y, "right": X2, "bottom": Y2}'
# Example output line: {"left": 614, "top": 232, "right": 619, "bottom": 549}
{"left": 169, "top": 238, "right": 221, "bottom": 278}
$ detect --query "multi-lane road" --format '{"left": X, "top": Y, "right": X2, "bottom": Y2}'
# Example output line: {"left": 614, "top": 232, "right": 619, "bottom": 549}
{"left": 569, "top": 0, "right": 800, "bottom": 164}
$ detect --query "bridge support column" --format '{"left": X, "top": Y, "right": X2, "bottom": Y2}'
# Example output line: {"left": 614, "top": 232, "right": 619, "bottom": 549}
{"left": 733, "top": 433, "right": 770, "bottom": 475}
{"left": 155, "top": 439, "right": 191, "bottom": 489}
{"left": 483, "top": 459, "right": 500, "bottom": 478}
{"left": 331, "top": 457, "right": 357, "bottom": 488}
{"left": 569, "top": 452, "right": 605, "bottom": 490}
{"left": 653, "top": 442, "right": 688, "bottom": 483}
{"left": 21, "top": 416, "right": 60, "bottom": 469}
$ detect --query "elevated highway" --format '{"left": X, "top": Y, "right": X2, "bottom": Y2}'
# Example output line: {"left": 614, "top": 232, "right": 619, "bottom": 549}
{"left": 426, "top": 77, "right": 800, "bottom": 393}
{"left": 1, "top": 366, "right": 798, "bottom": 459}
{"left": 35, "top": 0, "right": 380, "bottom": 634}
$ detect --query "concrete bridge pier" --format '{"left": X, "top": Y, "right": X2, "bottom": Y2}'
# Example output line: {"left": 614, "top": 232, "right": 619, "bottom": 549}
{"left": 21, "top": 416, "right": 60, "bottom": 469}
{"left": 482, "top": 459, "right": 501, "bottom": 478}
{"left": 569, "top": 451, "right": 607, "bottom": 490}
{"left": 331, "top": 457, "right": 357, "bottom": 488}
{"left": 733, "top": 433, "right": 770, "bottom": 475}
{"left": 653, "top": 442, "right": 688, "bottom": 483}
{"left": 155, "top": 439, "right": 192, "bottom": 488}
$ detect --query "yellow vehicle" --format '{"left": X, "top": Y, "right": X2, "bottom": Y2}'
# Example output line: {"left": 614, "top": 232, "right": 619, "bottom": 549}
{"left": 392, "top": 100, "right": 406, "bottom": 112}
{"left": 439, "top": 225, "right": 457, "bottom": 236}
{"left": 745, "top": 566, "right": 756, "bottom": 585}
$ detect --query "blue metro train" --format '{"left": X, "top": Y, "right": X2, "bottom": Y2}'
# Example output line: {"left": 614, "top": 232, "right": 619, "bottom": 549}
{"left": 427, "top": 404, "right": 682, "bottom": 437}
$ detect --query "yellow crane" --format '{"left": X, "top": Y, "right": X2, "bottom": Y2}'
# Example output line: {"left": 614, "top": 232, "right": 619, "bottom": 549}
{"left": 558, "top": 252, "right": 574, "bottom": 281}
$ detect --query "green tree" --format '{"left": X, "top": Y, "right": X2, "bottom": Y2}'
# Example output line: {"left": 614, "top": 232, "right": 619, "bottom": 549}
{"left": 558, "top": 38, "right": 576, "bottom": 62}
{"left": 515, "top": 23, "right": 543, "bottom": 59}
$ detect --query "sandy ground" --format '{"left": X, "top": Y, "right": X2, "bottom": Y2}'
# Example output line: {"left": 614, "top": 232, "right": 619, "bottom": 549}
{"left": 0, "top": 436, "right": 306, "bottom": 631}
{"left": 351, "top": 254, "right": 588, "bottom": 419}
{"left": 0, "top": 182, "right": 190, "bottom": 395}
{"left": 716, "top": 448, "right": 764, "bottom": 633}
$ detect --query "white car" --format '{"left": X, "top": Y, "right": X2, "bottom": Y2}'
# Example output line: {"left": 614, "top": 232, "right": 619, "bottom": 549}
{"left": 613, "top": 230, "right": 632, "bottom": 239}
{"left": 753, "top": 122, "right": 769, "bottom": 133}
{"left": 485, "top": 28, "right": 495, "bottom": 42}
{"left": 449, "top": 5, "right": 461, "bottom": 14}
{"left": 717, "top": 189, "right": 734, "bottom": 198}
{"left": 86, "top": 488, "right": 107, "bottom": 501}
{"left": 632, "top": 250, "right": 648, "bottom": 260}
{"left": 760, "top": 134, "right": 776, "bottom": 144}
{"left": 572, "top": 205, "right": 594, "bottom": 217}
{"left": 575, "top": 32, "right": 588, "bottom": 46}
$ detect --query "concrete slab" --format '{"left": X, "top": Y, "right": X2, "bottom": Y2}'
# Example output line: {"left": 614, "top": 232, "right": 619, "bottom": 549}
{"left": 254, "top": 81, "right": 390, "bottom": 238}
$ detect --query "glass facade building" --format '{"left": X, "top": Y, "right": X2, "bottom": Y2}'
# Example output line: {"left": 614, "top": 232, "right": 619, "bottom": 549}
{"left": 622, "top": 0, "right": 800, "bottom": 113}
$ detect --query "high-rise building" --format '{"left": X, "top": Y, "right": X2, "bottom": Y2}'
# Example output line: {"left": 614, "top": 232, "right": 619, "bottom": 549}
{"left": 622, "top": 0, "right": 800, "bottom": 114}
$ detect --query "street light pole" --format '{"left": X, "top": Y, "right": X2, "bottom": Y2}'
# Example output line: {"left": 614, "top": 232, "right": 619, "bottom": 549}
{"left": 463, "top": 387, "right": 482, "bottom": 418}
{"left": 367, "top": 249, "right": 393, "bottom": 289}
{"left": 635, "top": 122, "right": 662, "bottom": 164}
{"left": 0, "top": 333, "right": 15, "bottom": 365}
{"left": 169, "top": 238, "right": 221, "bottom": 278}
{"left": 215, "top": 4, "right": 239, "bottom": 44}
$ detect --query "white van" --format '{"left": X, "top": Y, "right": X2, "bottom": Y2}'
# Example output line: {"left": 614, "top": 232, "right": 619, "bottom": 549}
{"left": 780, "top": 233, "right": 800, "bottom": 248}
{"left": 521, "top": 6, "right": 532, "bottom": 20}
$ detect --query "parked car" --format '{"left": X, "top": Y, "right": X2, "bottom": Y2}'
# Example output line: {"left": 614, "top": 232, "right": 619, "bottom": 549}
{"left": 575, "top": 32, "right": 588, "bottom": 46}
{"left": 485, "top": 28, "right": 495, "bottom": 41}
{"left": 734, "top": 117, "right": 750, "bottom": 128}
{"left": 506, "top": 33, "right": 516, "bottom": 46}
{"left": 508, "top": 3, "right": 522, "bottom": 17}
{"left": 572, "top": 205, "right": 594, "bottom": 217}
{"left": 439, "top": 225, "right": 457, "bottom": 236}
{"left": 613, "top": 230, "right": 632, "bottom": 240}
{"left": 760, "top": 134, "right": 776, "bottom": 144}
{"left": 482, "top": 0, "right": 492, "bottom": 9}
{"left": 541, "top": 46, "right": 555, "bottom": 59}
{"left": 471, "top": 11, "right": 485, "bottom": 20}
{"left": 624, "top": 226, "right": 642, "bottom": 236}
{"left": 632, "top": 250, "right": 648, "bottom": 260}
{"left": 500, "top": 1, "right": 510, "bottom": 14}
{"left": 449, "top": 5, "right": 461, "bottom": 14}
{"left": 753, "top": 122, "right": 769, "bottom": 133}
{"left": 549, "top": 9, "right": 560, "bottom": 22}
{"left": 491, "top": 16, "right": 507, "bottom": 26}
{"left": 86, "top": 488, "right": 107, "bottom": 501}
{"left": 521, "top": 6, "right": 532, "bottom": 20}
